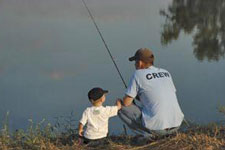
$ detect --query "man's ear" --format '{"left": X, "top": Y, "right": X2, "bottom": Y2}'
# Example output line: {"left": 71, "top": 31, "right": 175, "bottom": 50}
{"left": 150, "top": 55, "right": 154, "bottom": 65}
{"left": 139, "top": 60, "right": 145, "bottom": 67}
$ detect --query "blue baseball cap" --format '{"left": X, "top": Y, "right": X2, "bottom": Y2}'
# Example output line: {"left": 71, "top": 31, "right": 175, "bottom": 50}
{"left": 88, "top": 87, "right": 108, "bottom": 101}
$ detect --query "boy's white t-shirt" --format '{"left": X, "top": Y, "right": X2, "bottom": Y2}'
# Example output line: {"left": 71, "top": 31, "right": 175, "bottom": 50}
{"left": 80, "top": 106, "right": 118, "bottom": 140}
{"left": 126, "top": 66, "right": 184, "bottom": 130}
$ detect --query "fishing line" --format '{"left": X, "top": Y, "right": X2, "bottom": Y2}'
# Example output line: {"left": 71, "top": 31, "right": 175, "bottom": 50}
{"left": 81, "top": 0, "right": 127, "bottom": 89}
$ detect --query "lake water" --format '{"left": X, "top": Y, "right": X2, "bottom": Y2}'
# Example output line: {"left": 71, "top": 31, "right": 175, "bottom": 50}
{"left": 0, "top": 0, "right": 225, "bottom": 134}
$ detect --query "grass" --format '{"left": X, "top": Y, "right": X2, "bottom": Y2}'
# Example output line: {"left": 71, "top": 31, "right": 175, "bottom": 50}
{"left": 0, "top": 111, "right": 225, "bottom": 150}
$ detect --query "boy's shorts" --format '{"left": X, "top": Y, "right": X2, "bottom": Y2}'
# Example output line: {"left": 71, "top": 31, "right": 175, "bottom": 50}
{"left": 79, "top": 136, "right": 109, "bottom": 146}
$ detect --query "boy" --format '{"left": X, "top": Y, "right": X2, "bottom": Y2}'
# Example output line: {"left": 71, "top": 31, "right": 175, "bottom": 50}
{"left": 78, "top": 87, "right": 122, "bottom": 144}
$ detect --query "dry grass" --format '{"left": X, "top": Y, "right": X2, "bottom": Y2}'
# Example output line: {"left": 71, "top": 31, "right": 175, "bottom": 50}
{"left": 1, "top": 111, "right": 225, "bottom": 150}
{"left": 0, "top": 124, "right": 225, "bottom": 150}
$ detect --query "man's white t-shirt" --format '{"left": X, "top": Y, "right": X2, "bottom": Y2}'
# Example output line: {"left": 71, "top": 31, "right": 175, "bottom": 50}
{"left": 126, "top": 66, "right": 184, "bottom": 130}
{"left": 80, "top": 106, "right": 118, "bottom": 140}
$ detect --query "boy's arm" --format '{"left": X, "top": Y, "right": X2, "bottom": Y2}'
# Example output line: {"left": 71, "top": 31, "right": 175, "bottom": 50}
{"left": 106, "top": 100, "right": 122, "bottom": 117}
{"left": 79, "top": 109, "right": 88, "bottom": 137}
{"left": 78, "top": 123, "right": 84, "bottom": 136}
{"left": 116, "top": 99, "right": 122, "bottom": 110}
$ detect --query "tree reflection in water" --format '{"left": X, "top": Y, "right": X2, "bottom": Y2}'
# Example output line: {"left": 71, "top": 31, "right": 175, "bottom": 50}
{"left": 160, "top": 0, "right": 225, "bottom": 61}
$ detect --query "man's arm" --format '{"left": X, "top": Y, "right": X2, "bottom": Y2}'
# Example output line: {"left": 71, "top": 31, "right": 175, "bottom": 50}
{"left": 123, "top": 95, "right": 134, "bottom": 106}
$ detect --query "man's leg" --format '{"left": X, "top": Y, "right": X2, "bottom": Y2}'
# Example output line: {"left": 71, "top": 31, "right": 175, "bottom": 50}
{"left": 118, "top": 104, "right": 151, "bottom": 135}
{"left": 151, "top": 127, "right": 179, "bottom": 137}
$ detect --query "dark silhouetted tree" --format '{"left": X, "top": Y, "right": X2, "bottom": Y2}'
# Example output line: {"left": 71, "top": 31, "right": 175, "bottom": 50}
{"left": 160, "top": 0, "right": 225, "bottom": 61}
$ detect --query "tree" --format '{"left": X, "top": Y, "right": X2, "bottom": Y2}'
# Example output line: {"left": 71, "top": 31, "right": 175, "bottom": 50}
{"left": 160, "top": 0, "right": 225, "bottom": 61}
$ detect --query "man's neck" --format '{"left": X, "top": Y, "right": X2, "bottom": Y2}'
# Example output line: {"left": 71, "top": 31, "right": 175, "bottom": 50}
{"left": 136, "top": 63, "right": 153, "bottom": 70}
{"left": 141, "top": 64, "right": 153, "bottom": 69}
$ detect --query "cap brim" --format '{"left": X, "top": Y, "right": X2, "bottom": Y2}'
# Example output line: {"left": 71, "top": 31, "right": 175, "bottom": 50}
{"left": 129, "top": 56, "right": 136, "bottom": 61}
{"left": 103, "top": 90, "right": 108, "bottom": 94}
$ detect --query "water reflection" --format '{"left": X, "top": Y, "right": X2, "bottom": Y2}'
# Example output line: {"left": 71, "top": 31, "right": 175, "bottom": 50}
{"left": 160, "top": 0, "right": 225, "bottom": 61}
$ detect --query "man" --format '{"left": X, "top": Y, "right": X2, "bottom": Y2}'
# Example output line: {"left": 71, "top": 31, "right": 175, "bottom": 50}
{"left": 119, "top": 48, "right": 184, "bottom": 137}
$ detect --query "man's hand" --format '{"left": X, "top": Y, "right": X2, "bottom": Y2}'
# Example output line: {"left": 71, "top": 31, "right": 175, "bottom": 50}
{"left": 123, "top": 95, "right": 134, "bottom": 106}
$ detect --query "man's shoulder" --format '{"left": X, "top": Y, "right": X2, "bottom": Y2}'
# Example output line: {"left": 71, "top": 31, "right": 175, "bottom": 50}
{"left": 134, "top": 66, "right": 169, "bottom": 74}
{"left": 158, "top": 68, "right": 169, "bottom": 73}
{"left": 132, "top": 67, "right": 157, "bottom": 78}
{"left": 153, "top": 66, "right": 170, "bottom": 73}
{"left": 133, "top": 69, "right": 146, "bottom": 76}
{"left": 132, "top": 66, "right": 171, "bottom": 80}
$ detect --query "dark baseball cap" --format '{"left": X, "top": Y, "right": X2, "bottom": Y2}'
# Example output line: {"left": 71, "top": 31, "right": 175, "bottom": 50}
{"left": 88, "top": 87, "right": 108, "bottom": 101}
{"left": 129, "top": 48, "right": 154, "bottom": 63}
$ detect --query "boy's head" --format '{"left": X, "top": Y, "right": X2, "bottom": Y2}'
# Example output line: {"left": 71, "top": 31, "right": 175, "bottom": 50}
{"left": 88, "top": 87, "right": 108, "bottom": 105}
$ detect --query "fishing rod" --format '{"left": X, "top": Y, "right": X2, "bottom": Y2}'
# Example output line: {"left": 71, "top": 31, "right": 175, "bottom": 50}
{"left": 81, "top": 0, "right": 127, "bottom": 89}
